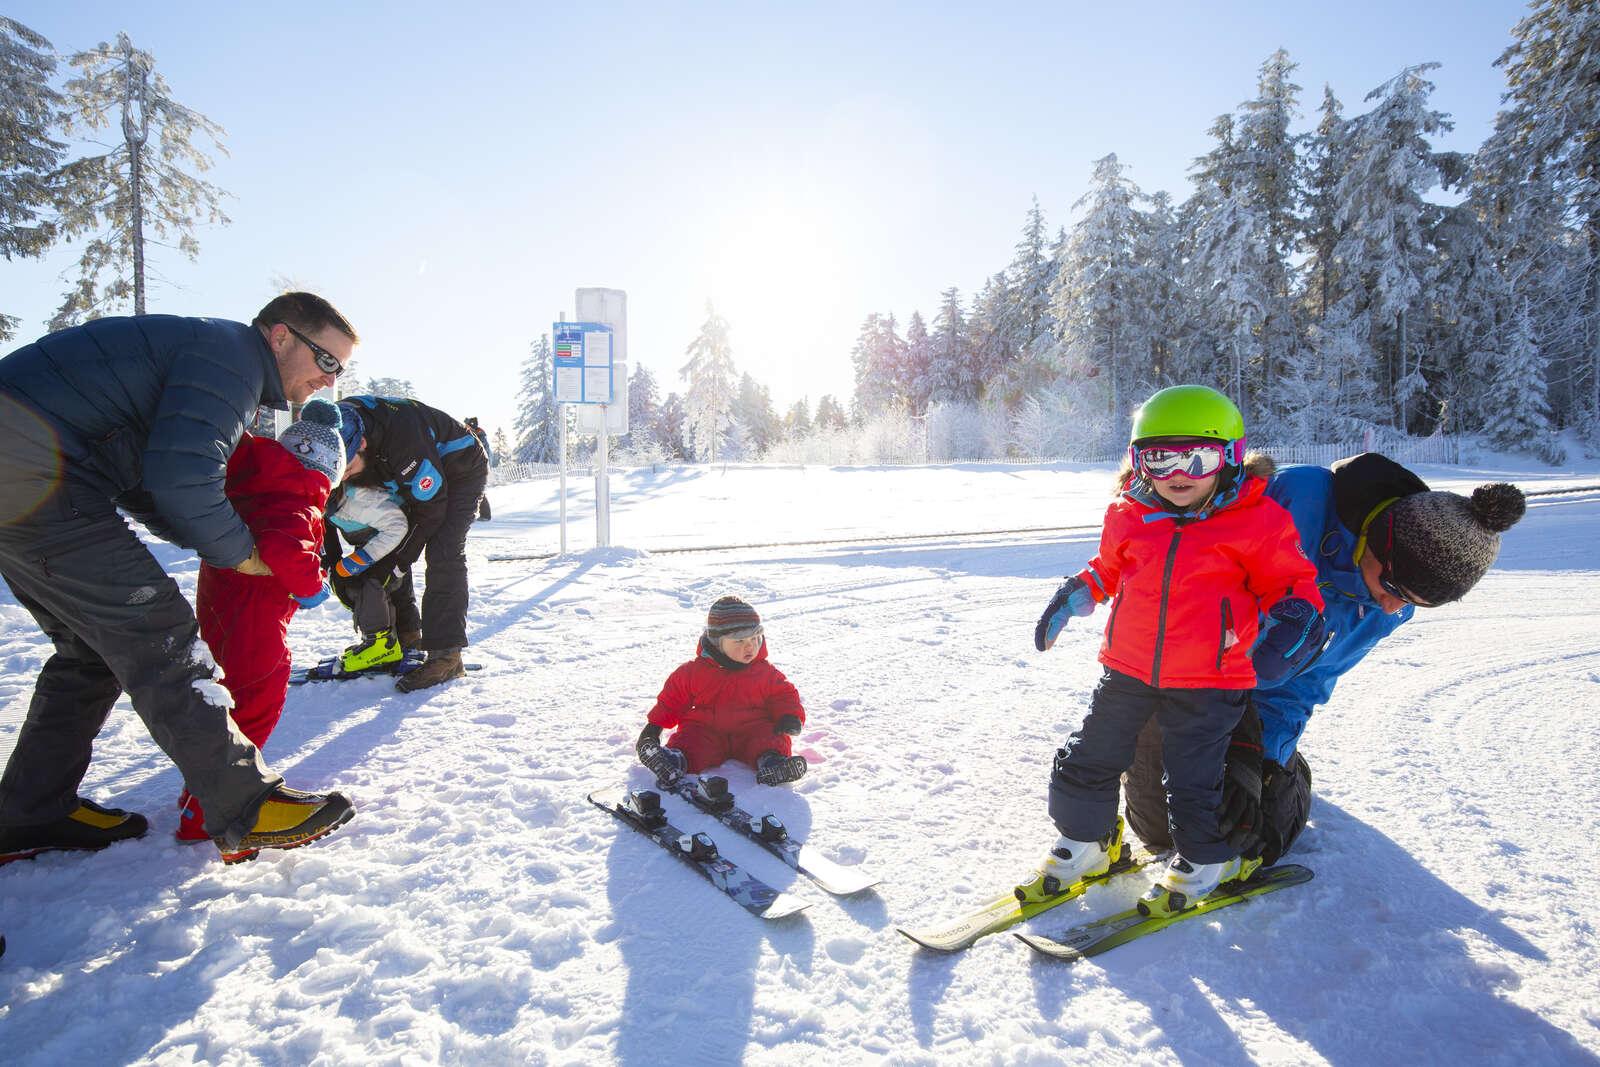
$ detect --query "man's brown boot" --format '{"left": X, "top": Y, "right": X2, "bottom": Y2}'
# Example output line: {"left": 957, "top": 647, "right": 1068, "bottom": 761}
{"left": 396, "top": 648, "right": 465, "bottom": 692}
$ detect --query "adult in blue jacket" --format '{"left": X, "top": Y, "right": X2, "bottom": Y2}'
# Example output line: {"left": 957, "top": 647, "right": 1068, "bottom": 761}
{"left": 1122, "top": 453, "right": 1526, "bottom": 864}
{"left": 0, "top": 292, "right": 360, "bottom": 866}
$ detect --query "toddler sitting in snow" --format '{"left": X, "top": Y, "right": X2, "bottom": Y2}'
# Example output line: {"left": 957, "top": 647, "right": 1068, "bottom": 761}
{"left": 636, "top": 596, "right": 808, "bottom": 786}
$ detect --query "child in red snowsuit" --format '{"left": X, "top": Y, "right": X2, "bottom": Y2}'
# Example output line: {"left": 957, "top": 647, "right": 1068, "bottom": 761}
{"left": 635, "top": 596, "right": 809, "bottom": 786}
{"left": 178, "top": 400, "right": 349, "bottom": 840}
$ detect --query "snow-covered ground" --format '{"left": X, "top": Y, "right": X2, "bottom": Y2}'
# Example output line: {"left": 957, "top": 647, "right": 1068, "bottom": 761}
{"left": 2, "top": 459, "right": 1597, "bottom": 1065}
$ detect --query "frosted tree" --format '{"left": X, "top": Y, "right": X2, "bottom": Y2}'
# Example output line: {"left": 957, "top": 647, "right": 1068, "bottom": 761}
{"left": 623, "top": 363, "right": 660, "bottom": 453}
{"left": 363, "top": 377, "right": 416, "bottom": 399}
{"left": 1333, "top": 64, "right": 1452, "bottom": 431}
{"left": 782, "top": 397, "right": 811, "bottom": 439}
{"left": 1137, "top": 192, "right": 1190, "bottom": 385}
{"left": 1493, "top": 0, "right": 1600, "bottom": 429}
{"left": 814, "top": 394, "right": 849, "bottom": 430}
{"left": 655, "top": 392, "right": 689, "bottom": 460}
{"left": 968, "top": 272, "right": 1015, "bottom": 395}
{"left": 849, "top": 312, "right": 903, "bottom": 417}
{"left": 733, "top": 372, "right": 781, "bottom": 455}
{"left": 680, "top": 302, "right": 737, "bottom": 462}
{"left": 901, "top": 310, "right": 932, "bottom": 414}
{"left": 0, "top": 17, "right": 65, "bottom": 341}
{"left": 514, "top": 335, "right": 561, "bottom": 464}
{"left": 51, "top": 32, "right": 229, "bottom": 327}
{"left": 1299, "top": 87, "right": 1350, "bottom": 323}
{"left": 1480, "top": 303, "right": 1553, "bottom": 448}
{"left": 997, "top": 198, "right": 1059, "bottom": 398}
{"left": 1053, "top": 153, "right": 1149, "bottom": 426}
{"left": 491, "top": 428, "right": 509, "bottom": 465}
{"left": 927, "top": 287, "right": 975, "bottom": 404}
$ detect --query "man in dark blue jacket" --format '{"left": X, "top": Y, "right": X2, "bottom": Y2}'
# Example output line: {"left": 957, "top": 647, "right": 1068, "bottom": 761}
{"left": 336, "top": 396, "right": 488, "bottom": 691}
{"left": 1122, "top": 453, "right": 1526, "bottom": 865}
{"left": 0, "top": 292, "right": 361, "bottom": 865}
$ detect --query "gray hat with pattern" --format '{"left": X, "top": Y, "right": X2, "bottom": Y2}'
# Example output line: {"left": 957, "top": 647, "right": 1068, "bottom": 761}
{"left": 278, "top": 398, "right": 347, "bottom": 485}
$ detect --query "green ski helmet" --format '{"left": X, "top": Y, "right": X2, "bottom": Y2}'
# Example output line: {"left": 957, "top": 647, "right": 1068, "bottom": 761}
{"left": 1129, "top": 385, "right": 1247, "bottom": 464}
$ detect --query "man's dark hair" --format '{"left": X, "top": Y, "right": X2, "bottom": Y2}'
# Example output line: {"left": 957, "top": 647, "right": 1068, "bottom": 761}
{"left": 253, "top": 291, "right": 359, "bottom": 342}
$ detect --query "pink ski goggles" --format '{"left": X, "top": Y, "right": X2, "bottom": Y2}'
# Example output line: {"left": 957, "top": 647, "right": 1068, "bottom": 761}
{"left": 1134, "top": 442, "right": 1229, "bottom": 480}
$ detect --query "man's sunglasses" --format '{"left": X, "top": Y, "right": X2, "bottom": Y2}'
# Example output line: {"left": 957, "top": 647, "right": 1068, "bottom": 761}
{"left": 281, "top": 322, "right": 345, "bottom": 378}
{"left": 1371, "top": 511, "right": 1431, "bottom": 607}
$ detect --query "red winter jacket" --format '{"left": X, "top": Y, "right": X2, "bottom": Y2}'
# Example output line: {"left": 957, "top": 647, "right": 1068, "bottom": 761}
{"left": 648, "top": 639, "right": 805, "bottom": 740}
{"left": 1074, "top": 472, "right": 1322, "bottom": 689}
{"left": 196, "top": 434, "right": 330, "bottom": 718}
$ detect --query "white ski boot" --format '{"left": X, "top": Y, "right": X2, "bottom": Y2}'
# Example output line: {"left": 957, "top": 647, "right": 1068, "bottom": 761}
{"left": 1015, "top": 817, "right": 1125, "bottom": 904}
{"left": 1137, "top": 852, "right": 1262, "bottom": 917}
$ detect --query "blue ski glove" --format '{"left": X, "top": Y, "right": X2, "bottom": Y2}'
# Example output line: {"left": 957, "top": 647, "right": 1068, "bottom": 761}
{"left": 293, "top": 582, "right": 331, "bottom": 609}
{"left": 1251, "top": 597, "right": 1326, "bottom": 682}
{"left": 1034, "top": 575, "right": 1098, "bottom": 651}
{"left": 334, "top": 548, "right": 375, "bottom": 579}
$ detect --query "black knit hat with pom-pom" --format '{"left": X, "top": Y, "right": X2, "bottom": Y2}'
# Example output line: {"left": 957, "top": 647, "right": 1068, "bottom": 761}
{"left": 1380, "top": 483, "right": 1526, "bottom": 605}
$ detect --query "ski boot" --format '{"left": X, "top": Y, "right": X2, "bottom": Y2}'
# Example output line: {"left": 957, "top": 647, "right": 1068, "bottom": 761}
{"left": 0, "top": 798, "right": 149, "bottom": 864}
{"left": 1014, "top": 817, "right": 1125, "bottom": 904}
{"left": 1137, "top": 852, "right": 1262, "bottom": 917}
{"left": 756, "top": 751, "right": 807, "bottom": 786}
{"left": 216, "top": 785, "right": 355, "bottom": 865}
{"left": 341, "top": 629, "right": 403, "bottom": 674}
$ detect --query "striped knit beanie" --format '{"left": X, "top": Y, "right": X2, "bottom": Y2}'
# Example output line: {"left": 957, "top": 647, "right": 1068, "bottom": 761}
{"left": 706, "top": 596, "right": 762, "bottom": 640}
{"left": 1381, "top": 483, "right": 1525, "bottom": 605}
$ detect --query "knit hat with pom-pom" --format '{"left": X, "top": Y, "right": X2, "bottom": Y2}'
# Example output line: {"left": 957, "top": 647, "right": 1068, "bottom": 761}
{"left": 278, "top": 398, "right": 347, "bottom": 485}
{"left": 1379, "top": 483, "right": 1526, "bottom": 605}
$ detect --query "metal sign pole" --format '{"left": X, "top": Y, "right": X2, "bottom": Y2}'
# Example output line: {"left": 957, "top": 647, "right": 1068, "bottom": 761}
{"left": 558, "top": 405, "right": 568, "bottom": 555}
{"left": 596, "top": 410, "right": 610, "bottom": 547}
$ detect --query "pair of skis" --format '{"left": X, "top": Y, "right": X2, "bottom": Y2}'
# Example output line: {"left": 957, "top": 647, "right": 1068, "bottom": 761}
{"left": 897, "top": 853, "right": 1313, "bottom": 962}
{"left": 588, "top": 775, "right": 880, "bottom": 920}
{"left": 289, "top": 651, "right": 484, "bottom": 685}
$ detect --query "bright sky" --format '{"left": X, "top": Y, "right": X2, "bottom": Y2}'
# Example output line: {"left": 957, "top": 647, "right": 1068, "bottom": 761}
{"left": 2, "top": 1, "right": 1528, "bottom": 442}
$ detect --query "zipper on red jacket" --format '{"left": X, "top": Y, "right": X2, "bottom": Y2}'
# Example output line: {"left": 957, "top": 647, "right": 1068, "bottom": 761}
{"left": 1215, "top": 597, "right": 1233, "bottom": 670}
{"left": 1149, "top": 526, "right": 1184, "bottom": 686}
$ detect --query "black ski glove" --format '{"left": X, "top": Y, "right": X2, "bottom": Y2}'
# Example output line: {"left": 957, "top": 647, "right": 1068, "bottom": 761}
{"left": 1218, "top": 700, "right": 1266, "bottom": 857}
{"left": 774, "top": 714, "right": 802, "bottom": 736}
{"left": 635, "top": 723, "right": 664, "bottom": 762}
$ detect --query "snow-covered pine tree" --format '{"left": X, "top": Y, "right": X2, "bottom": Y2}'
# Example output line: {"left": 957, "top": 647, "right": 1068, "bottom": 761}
{"left": 927, "top": 287, "right": 975, "bottom": 404}
{"left": 1299, "top": 86, "right": 1349, "bottom": 325}
{"left": 514, "top": 335, "right": 561, "bottom": 464}
{"left": 814, "top": 394, "right": 849, "bottom": 430}
{"left": 623, "top": 363, "right": 660, "bottom": 454}
{"left": 0, "top": 17, "right": 65, "bottom": 342}
{"left": 1493, "top": 0, "right": 1600, "bottom": 432}
{"left": 655, "top": 392, "right": 689, "bottom": 459}
{"left": 363, "top": 377, "right": 417, "bottom": 399}
{"left": 491, "top": 428, "right": 509, "bottom": 465}
{"left": 1481, "top": 302, "right": 1554, "bottom": 449}
{"left": 995, "top": 198, "right": 1059, "bottom": 401}
{"left": 733, "top": 372, "right": 781, "bottom": 456}
{"left": 968, "top": 272, "right": 1015, "bottom": 398}
{"left": 50, "top": 32, "right": 229, "bottom": 327}
{"left": 680, "top": 301, "right": 737, "bottom": 462}
{"left": 1333, "top": 64, "right": 1453, "bottom": 432}
{"left": 1053, "top": 153, "right": 1148, "bottom": 428}
{"left": 902, "top": 311, "right": 932, "bottom": 414}
{"left": 782, "top": 397, "right": 811, "bottom": 439}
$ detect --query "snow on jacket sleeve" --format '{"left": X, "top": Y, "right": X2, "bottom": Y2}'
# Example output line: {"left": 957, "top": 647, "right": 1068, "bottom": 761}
{"left": 647, "top": 661, "right": 696, "bottom": 729}
{"left": 142, "top": 336, "right": 264, "bottom": 568}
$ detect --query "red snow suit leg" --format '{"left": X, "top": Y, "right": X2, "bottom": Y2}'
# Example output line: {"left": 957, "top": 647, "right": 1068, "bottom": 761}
{"left": 734, "top": 728, "right": 791, "bottom": 770}
{"left": 667, "top": 723, "right": 734, "bottom": 775}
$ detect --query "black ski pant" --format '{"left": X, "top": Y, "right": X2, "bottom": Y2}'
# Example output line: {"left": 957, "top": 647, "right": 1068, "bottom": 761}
{"left": 1048, "top": 668, "right": 1248, "bottom": 865}
{"left": 1124, "top": 714, "right": 1313, "bottom": 866}
{"left": 415, "top": 458, "right": 486, "bottom": 651}
{"left": 0, "top": 428, "right": 279, "bottom": 846}
{"left": 331, "top": 560, "right": 419, "bottom": 638}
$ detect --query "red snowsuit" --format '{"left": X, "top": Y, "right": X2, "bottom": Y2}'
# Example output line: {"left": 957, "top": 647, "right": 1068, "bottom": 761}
{"left": 183, "top": 434, "right": 330, "bottom": 832}
{"left": 648, "top": 638, "right": 805, "bottom": 773}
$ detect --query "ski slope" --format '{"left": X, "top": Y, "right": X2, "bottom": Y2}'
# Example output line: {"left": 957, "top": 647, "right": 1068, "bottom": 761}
{"left": 1, "top": 458, "right": 1597, "bottom": 1065}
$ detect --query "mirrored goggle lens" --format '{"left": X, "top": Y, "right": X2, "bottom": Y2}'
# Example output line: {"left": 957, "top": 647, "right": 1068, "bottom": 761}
{"left": 1138, "top": 444, "right": 1225, "bottom": 480}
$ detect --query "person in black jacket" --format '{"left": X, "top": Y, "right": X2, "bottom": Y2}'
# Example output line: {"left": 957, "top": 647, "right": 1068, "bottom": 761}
{"left": 336, "top": 396, "right": 488, "bottom": 691}
{"left": 0, "top": 292, "right": 359, "bottom": 865}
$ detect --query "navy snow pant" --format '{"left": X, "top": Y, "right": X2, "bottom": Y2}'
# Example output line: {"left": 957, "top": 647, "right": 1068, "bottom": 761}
{"left": 1048, "top": 667, "right": 1248, "bottom": 864}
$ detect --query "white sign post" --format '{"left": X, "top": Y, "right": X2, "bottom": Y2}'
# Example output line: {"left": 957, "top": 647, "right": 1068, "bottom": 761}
{"left": 553, "top": 288, "right": 628, "bottom": 549}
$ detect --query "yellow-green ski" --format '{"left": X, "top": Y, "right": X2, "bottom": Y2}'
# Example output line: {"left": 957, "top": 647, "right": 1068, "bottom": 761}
{"left": 896, "top": 847, "right": 1164, "bottom": 952}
